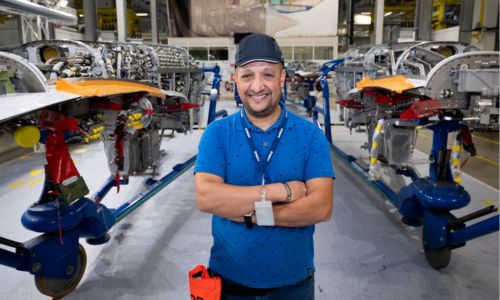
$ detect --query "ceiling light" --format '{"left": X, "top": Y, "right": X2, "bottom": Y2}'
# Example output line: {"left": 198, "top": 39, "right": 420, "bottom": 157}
{"left": 136, "top": 13, "right": 149, "bottom": 17}
{"left": 384, "top": 12, "right": 392, "bottom": 17}
{"left": 354, "top": 14, "right": 371, "bottom": 25}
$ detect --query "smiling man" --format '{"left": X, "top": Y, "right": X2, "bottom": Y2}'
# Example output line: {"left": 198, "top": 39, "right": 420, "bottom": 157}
{"left": 194, "top": 33, "right": 335, "bottom": 300}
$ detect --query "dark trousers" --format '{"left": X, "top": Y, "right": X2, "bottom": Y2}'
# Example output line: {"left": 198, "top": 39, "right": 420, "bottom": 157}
{"left": 212, "top": 271, "right": 315, "bottom": 300}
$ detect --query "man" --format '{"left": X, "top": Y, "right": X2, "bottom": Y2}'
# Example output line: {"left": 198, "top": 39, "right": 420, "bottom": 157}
{"left": 194, "top": 33, "right": 334, "bottom": 300}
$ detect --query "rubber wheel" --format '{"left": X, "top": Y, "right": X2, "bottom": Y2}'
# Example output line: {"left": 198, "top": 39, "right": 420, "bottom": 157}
{"left": 35, "top": 244, "right": 87, "bottom": 298}
{"left": 424, "top": 246, "right": 451, "bottom": 270}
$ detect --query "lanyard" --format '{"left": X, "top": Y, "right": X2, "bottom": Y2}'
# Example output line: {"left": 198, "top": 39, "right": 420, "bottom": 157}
{"left": 240, "top": 108, "right": 288, "bottom": 186}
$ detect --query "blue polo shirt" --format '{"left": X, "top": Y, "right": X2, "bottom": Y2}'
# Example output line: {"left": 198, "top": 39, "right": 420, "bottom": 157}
{"left": 194, "top": 104, "right": 335, "bottom": 288}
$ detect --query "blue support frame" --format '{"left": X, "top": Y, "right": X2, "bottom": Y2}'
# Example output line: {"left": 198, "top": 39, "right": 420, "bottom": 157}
{"left": 113, "top": 155, "right": 197, "bottom": 222}
{"left": 8, "top": 153, "right": 196, "bottom": 280}
{"left": 0, "top": 237, "right": 26, "bottom": 270}
{"left": 427, "top": 121, "right": 463, "bottom": 182}
{"left": 313, "top": 57, "right": 349, "bottom": 143}
{"left": 203, "top": 65, "right": 228, "bottom": 124}
{"left": 450, "top": 214, "right": 499, "bottom": 245}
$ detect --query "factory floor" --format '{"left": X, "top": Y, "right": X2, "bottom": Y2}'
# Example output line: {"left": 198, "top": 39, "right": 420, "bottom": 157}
{"left": 0, "top": 100, "right": 498, "bottom": 300}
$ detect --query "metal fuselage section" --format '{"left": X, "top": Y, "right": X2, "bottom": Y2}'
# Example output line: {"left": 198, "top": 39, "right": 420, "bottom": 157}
{"left": 0, "top": 42, "right": 200, "bottom": 176}
{"left": 5, "top": 40, "right": 108, "bottom": 81}
{"left": 1, "top": 39, "right": 208, "bottom": 174}
{"left": 334, "top": 42, "right": 498, "bottom": 168}
{"left": 0, "top": 50, "right": 49, "bottom": 94}
{"left": 424, "top": 52, "right": 499, "bottom": 129}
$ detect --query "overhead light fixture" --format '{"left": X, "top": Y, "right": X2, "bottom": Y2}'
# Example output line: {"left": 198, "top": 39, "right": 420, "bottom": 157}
{"left": 361, "top": 12, "right": 371, "bottom": 15}
{"left": 136, "top": 12, "right": 149, "bottom": 17}
{"left": 79, "top": 14, "right": 84, "bottom": 17}
{"left": 354, "top": 14, "right": 371, "bottom": 25}
{"left": 384, "top": 12, "right": 392, "bottom": 17}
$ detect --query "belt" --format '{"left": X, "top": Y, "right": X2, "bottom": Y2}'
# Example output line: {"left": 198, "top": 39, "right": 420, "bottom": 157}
{"left": 209, "top": 269, "right": 313, "bottom": 296}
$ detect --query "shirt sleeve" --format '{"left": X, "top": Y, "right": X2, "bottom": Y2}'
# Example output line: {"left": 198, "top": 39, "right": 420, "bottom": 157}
{"left": 194, "top": 121, "right": 226, "bottom": 179}
{"left": 304, "top": 128, "right": 336, "bottom": 180}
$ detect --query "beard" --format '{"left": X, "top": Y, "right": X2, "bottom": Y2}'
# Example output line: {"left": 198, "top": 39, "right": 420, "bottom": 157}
{"left": 242, "top": 92, "right": 281, "bottom": 119}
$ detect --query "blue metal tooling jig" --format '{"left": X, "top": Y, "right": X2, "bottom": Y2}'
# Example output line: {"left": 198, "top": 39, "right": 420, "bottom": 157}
{"left": 313, "top": 57, "right": 499, "bottom": 270}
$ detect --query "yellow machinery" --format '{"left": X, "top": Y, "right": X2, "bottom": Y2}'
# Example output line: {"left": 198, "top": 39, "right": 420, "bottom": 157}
{"left": 76, "top": 7, "right": 141, "bottom": 37}
{"left": 382, "top": 1, "right": 417, "bottom": 28}
{"left": 432, "top": 0, "right": 461, "bottom": 30}
{"left": 367, "top": 1, "right": 418, "bottom": 31}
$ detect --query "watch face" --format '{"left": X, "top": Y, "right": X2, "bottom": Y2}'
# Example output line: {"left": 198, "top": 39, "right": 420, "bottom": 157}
{"left": 244, "top": 214, "right": 254, "bottom": 228}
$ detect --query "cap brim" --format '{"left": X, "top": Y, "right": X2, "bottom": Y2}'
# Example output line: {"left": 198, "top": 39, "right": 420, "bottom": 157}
{"left": 237, "top": 58, "right": 281, "bottom": 67}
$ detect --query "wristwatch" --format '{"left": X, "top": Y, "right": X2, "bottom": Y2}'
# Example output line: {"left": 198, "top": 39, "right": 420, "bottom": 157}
{"left": 282, "top": 182, "right": 292, "bottom": 202}
{"left": 244, "top": 211, "right": 254, "bottom": 228}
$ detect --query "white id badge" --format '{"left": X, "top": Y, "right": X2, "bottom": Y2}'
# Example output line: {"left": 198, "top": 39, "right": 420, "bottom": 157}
{"left": 255, "top": 200, "right": 274, "bottom": 226}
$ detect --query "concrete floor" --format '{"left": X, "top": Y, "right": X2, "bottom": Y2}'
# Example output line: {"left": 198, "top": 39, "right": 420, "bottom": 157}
{"left": 0, "top": 100, "right": 498, "bottom": 299}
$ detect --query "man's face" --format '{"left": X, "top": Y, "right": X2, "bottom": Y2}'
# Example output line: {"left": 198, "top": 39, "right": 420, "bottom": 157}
{"left": 234, "top": 61, "right": 286, "bottom": 118}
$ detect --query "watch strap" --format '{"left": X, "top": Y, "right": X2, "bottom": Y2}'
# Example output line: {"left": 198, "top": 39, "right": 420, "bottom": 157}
{"left": 283, "top": 182, "right": 292, "bottom": 202}
{"left": 244, "top": 211, "right": 254, "bottom": 228}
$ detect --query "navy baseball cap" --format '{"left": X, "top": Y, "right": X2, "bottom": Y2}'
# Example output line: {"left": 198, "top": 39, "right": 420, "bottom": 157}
{"left": 236, "top": 33, "right": 284, "bottom": 67}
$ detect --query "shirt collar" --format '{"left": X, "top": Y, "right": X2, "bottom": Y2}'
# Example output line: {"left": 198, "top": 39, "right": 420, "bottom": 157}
{"left": 237, "top": 101, "right": 293, "bottom": 132}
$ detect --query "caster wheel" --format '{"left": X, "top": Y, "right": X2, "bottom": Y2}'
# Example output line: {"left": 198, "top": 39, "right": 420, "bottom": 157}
{"left": 86, "top": 233, "right": 111, "bottom": 245}
{"left": 35, "top": 244, "right": 87, "bottom": 298}
{"left": 424, "top": 245, "right": 451, "bottom": 270}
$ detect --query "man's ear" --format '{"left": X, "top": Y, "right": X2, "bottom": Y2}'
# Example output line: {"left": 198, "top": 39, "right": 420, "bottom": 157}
{"left": 232, "top": 71, "right": 238, "bottom": 84}
{"left": 280, "top": 68, "right": 286, "bottom": 88}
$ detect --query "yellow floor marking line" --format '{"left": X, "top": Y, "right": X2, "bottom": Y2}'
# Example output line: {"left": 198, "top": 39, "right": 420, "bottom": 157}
{"left": 71, "top": 148, "right": 88, "bottom": 154}
{"left": 482, "top": 200, "right": 498, "bottom": 206}
{"left": 471, "top": 134, "right": 499, "bottom": 145}
{"left": 18, "top": 155, "right": 32, "bottom": 160}
{"left": 419, "top": 132, "right": 499, "bottom": 167}
{"left": 418, "top": 132, "right": 431, "bottom": 139}
{"left": 475, "top": 155, "right": 500, "bottom": 167}
{"left": 420, "top": 131, "right": 499, "bottom": 145}
{"left": 8, "top": 169, "right": 44, "bottom": 189}
{"left": 9, "top": 178, "right": 43, "bottom": 189}
{"left": 30, "top": 169, "right": 44, "bottom": 176}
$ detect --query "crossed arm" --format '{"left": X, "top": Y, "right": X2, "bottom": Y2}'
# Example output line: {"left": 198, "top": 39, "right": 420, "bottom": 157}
{"left": 195, "top": 172, "right": 334, "bottom": 227}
